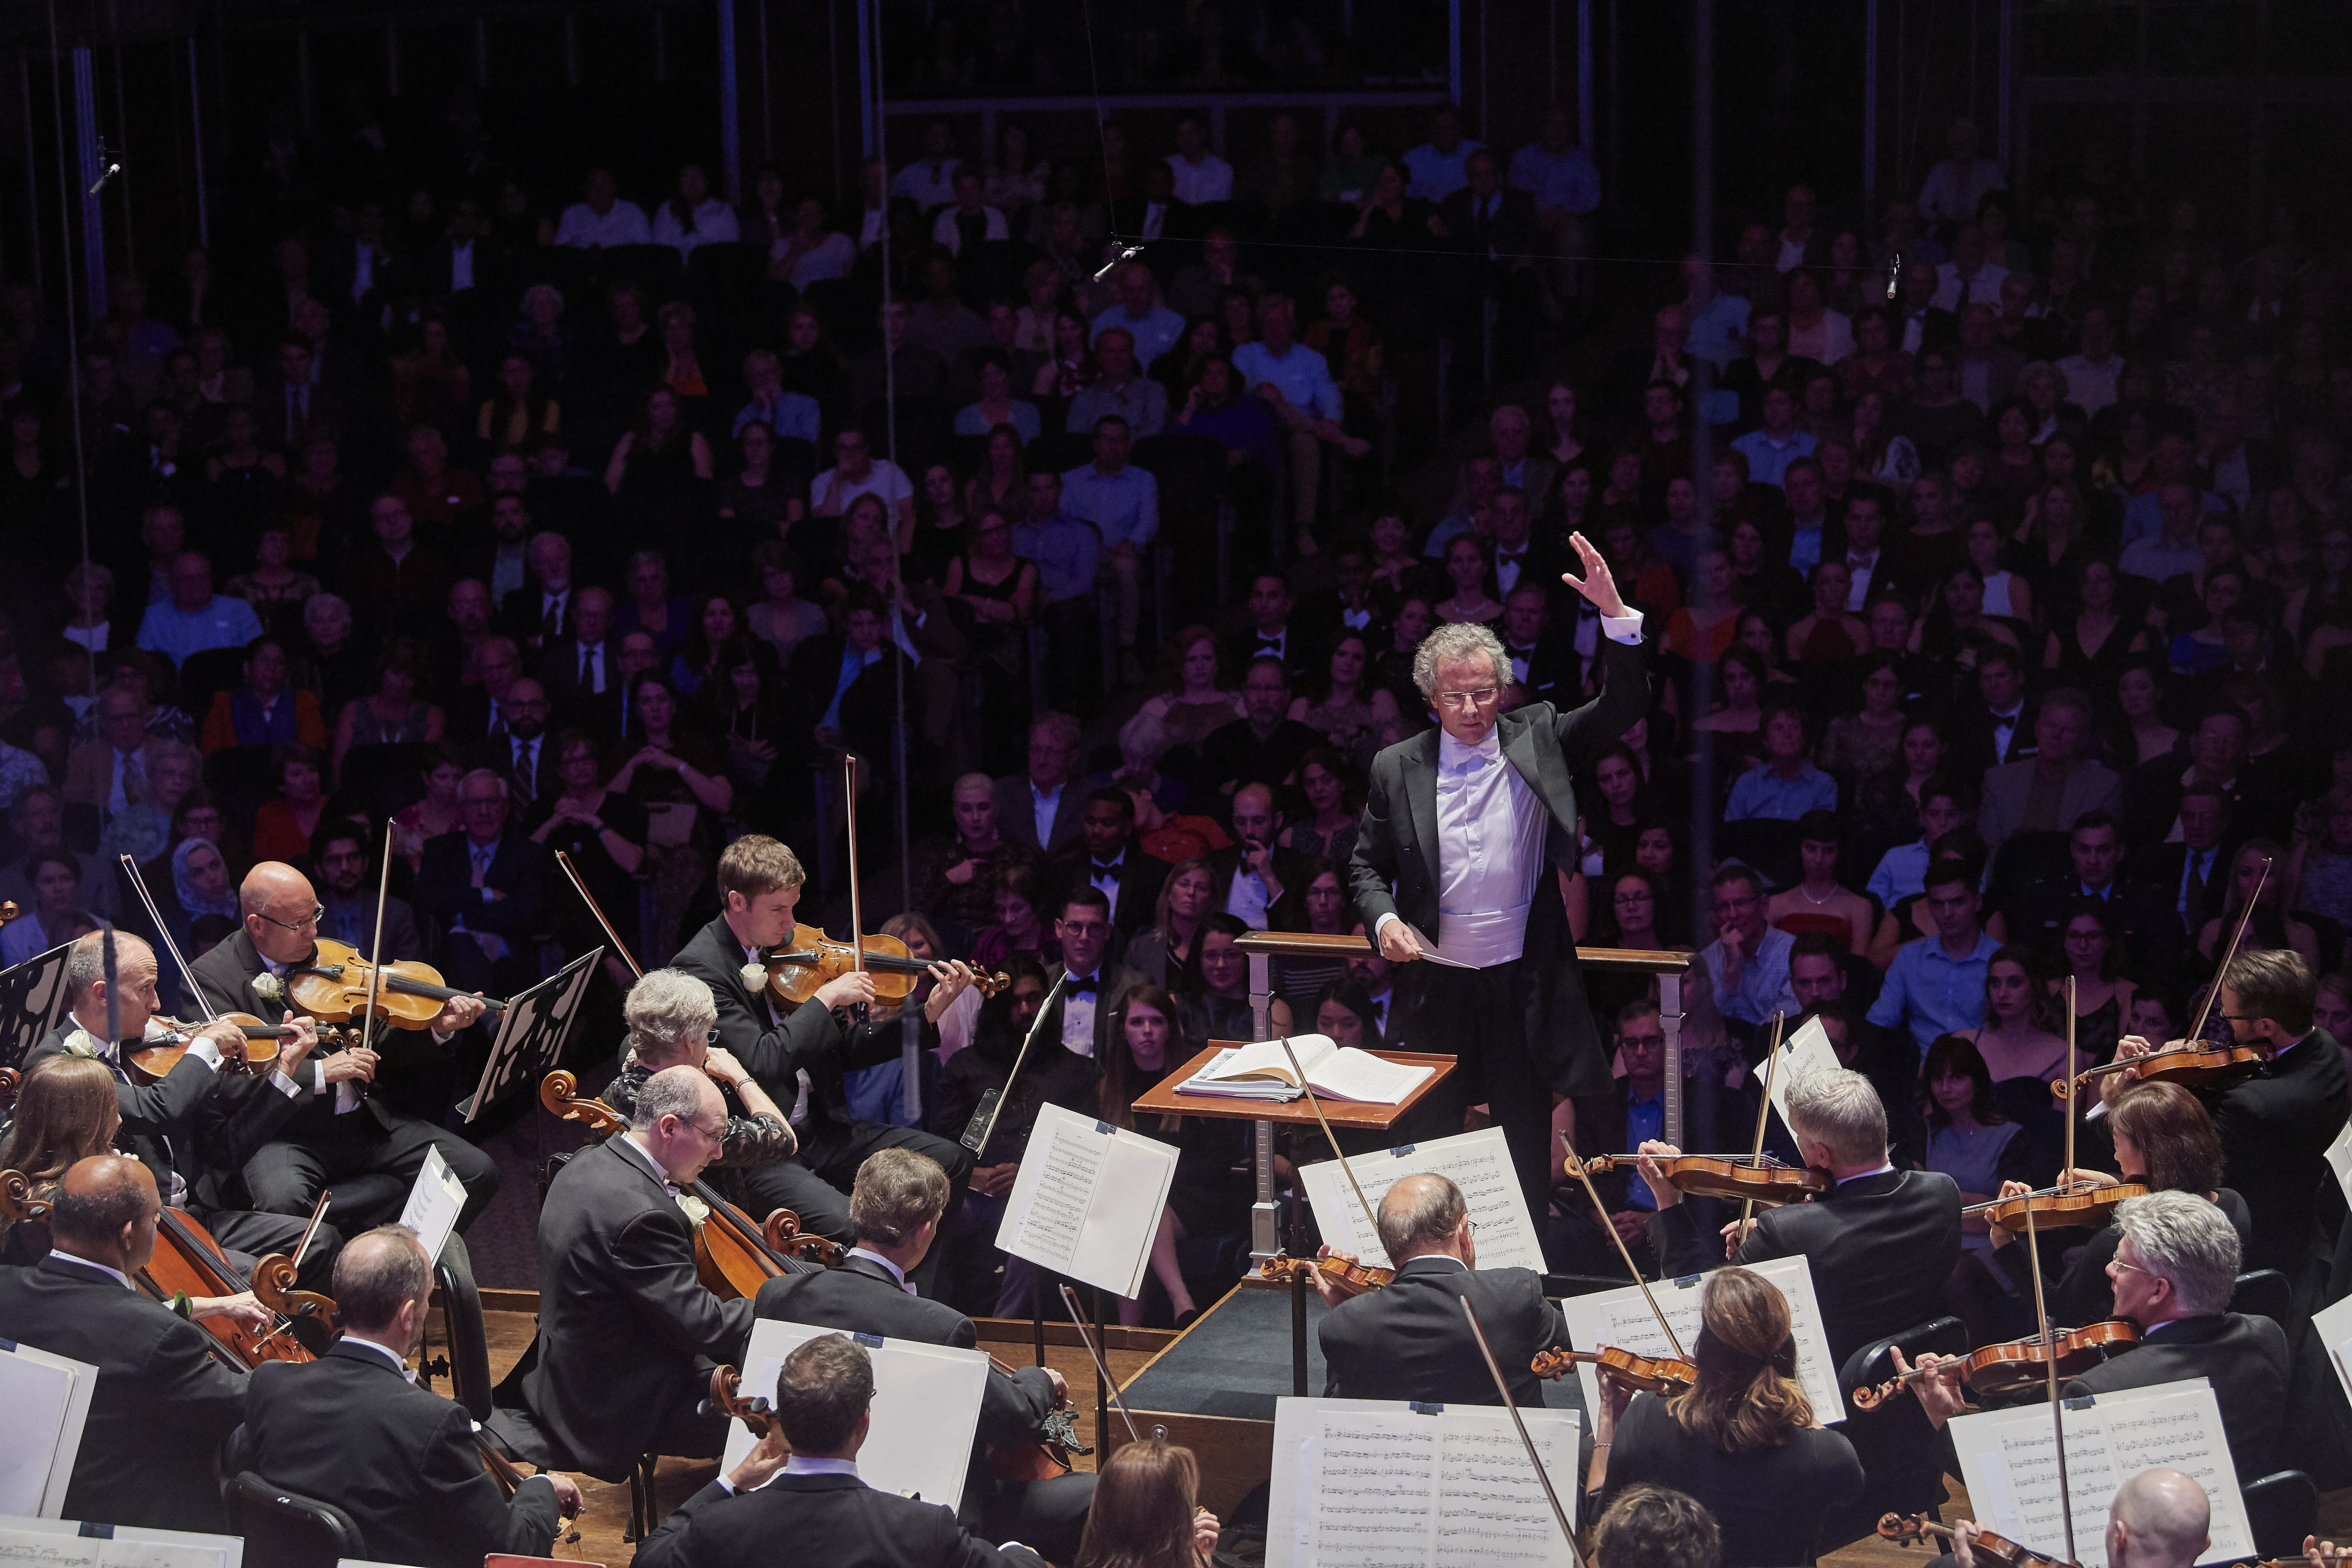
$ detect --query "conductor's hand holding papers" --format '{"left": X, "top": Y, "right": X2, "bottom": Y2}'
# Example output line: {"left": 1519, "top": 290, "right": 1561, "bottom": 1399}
{"left": 1349, "top": 530, "right": 1651, "bottom": 1217}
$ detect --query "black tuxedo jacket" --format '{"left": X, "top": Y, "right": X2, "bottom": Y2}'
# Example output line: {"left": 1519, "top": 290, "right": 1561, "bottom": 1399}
{"left": 470, "top": 730, "right": 560, "bottom": 808}
{"left": 755, "top": 1256, "right": 1066, "bottom": 1506}
{"left": 1347, "top": 629, "right": 1649, "bottom": 1096}
{"left": 2199, "top": 1028, "right": 2349, "bottom": 1273}
{"left": 0, "top": 1254, "right": 246, "bottom": 1531}
{"left": 188, "top": 928, "right": 395, "bottom": 1142}
{"left": 2063, "top": 1312, "right": 2289, "bottom": 1482}
{"left": 2120, "top": 842, "right": 2227, "bottom": 949}
{"left": 2016, "top": 876, "right": 2178, "bottom": 967}
{"left": 1047, "top": 844, "right": 1168, "bottom": 937}
{"left": 413, "top": 827, "right": 549, "bottom": 946}
{"left": 539, "top": 633, "right": 618, "bottom": 720}
{"left": 1651, "top": 1168, "right": 1963, "bottom": 1369}
{"left": 1952, "top": 700, "right": 2039, "bottom": 780}
{"left": 1439, "top": 185, "right": 1543, "bottom": 262}
{"left": 236, "top": 1341, "right": 564, "bottom": 1568}
{"left": 1032, "top": 959, "right": 1143, "bottom": 1066}
{"left": 1205, "top": 842, "right": 1313, "bottom": 930}
{"left": 636, "top": 1474, "right": 1047, "bottom": 1568}
{"left": 790, "top": 634, "right": 922, "bottom": 767}
{"left": 675, "top": 914, "right": 864, "bottom": 1132}
{"left": 500, "top": 583, "right": 577, "bottom": 648}
{"left": 988, "top": 771, "right": 1085, "bottom": 860}
{"left": 1219, "top": 625, "right": 1319, "bottom": 686}
{"left": 1318, "top": 1255, "right": 1567, "bottom": 1406}
{"left": 523, "top": 1137, "right": 754, "bottom": 1479}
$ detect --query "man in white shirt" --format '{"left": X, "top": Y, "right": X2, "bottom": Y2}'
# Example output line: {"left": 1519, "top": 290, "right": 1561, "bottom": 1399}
{"left": 1088, "top": 262, "right": 1185, "bottom": 369}
{"left": 994, "top": 713, "right": 1084, "bottom": 858}
{"left": 1776, "top": 183, "right": 1822, "bottom": 272}
{"left": 1931, "top": 223, "right": 2009, "bottom": 314}
{"left": 892, "top": 118, "right": 963, "bottom": 209}
{"left": 554, "top": 166, "right": 651, "bottom": 249}
{"left": 1401, "top": 103, "right": 1483, "bottom": 201}
{"left": 929, "top": 167, "right": 1010, "bottom": 254}
{"left": 1916, "top": 117, "right": 2006, "bottom": 230}
{"left": 2056, "top": 302, "right": 2124, "bottom": 418}
{"left": 1163, "top": 113, "right": 1233, "bottom": 205}
{"left": 1231, "top": 294, "right": 1369, "bottom": 543}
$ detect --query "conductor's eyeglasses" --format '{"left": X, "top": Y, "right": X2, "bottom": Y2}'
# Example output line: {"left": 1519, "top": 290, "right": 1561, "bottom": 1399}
{"left": 1436, "top": 688, "right": 1498, "bottom": 710}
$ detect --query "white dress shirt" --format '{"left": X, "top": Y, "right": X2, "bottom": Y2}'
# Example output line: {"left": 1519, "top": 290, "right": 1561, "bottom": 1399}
{"left": 846, "top": 1245, "right": 916, "bottom": 1294}
{"left": 1060, "top": 970, "right": 1101, "bottom": 1057}
{"left": 1030, "top": 781, "right": 1064, "bottom": 851}
{"left": 745, "top": 941, "right": 814, "bottom": 1122}
{"left": 1165, "top": 153, "right": 1234, "bottom": 205}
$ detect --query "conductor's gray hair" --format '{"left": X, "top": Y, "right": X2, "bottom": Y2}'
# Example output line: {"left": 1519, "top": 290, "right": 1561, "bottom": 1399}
{"left": 630, "top": 1064, "right": 708, "bottom": 1133}
{"left": 1411, "top": 622, "right": 1509, "bottom": 700}
{"left": 65, "top": 928, "right": 154, "bottom": 998}
{"left": 1375, "top": 1173, "right": 1467, "bottom": 1260}
{"left": 624, "top": 969, "right": 720, "bottom": 1067}
{"left": 2113, "top": 1190, "right": 2240, "bottom": 1316}
{"left": 1782, "top": 1068, "right": 1888, "bottom": 1167}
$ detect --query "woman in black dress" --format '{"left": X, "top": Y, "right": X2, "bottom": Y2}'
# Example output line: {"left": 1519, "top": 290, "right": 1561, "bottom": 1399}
{"left": 1592, "top": 1265, "right": 1864, "bottom": 1568}
{"left": 1098, "top": 985, "right": 1247, "bottom": 1327}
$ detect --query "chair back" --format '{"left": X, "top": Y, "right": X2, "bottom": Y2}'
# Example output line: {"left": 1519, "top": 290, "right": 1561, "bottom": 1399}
{"left": 436, "top": 1233, "right": 496, "bottom": 1421}
{"left": 2240, "top": 1469, "right": 2317, "bottom": 1558}
{"left": 2228, "top": 1268, "right": 2292, "bottom": 1327}
{"left": 1835, "top": 1314, "right": 1971, "bottom": 1418}
{"left": 224, "top": 1471, "right": 367, "bottom": 1568}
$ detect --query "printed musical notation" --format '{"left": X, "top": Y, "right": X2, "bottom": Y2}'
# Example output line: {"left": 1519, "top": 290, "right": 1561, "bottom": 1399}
{"left": 1951, "top": 1378, "right": 2254, "bottom": 1568}
{"left": 1302, "top": 1128, "right": 1545, "bottom": 1273}
{"left": 1556, "top": 1254, "right": 1841, "bottom": 1423}
{"left": 1271, "top": 1399, "right": 1581, "bottom": 1568}
{"left": 0, "top": 1525, "right": 235, "bottom": 1568}
{"left": 995, "top": 1103, "right": 1181, "bottom": 1298}
{"left": 1012, "top": 1120, "right": 1102, "bottom": 1274}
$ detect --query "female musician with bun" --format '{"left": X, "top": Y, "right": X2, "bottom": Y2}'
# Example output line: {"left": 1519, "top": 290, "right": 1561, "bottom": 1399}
{"left": 1071, "top": 1436, "right": 1223, "bottom": 1568}
{"left": 1590, "top": 1266, "right": 1862, "bottom": 1568}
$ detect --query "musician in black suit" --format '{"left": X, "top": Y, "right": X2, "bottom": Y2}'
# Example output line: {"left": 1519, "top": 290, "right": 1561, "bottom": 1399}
{"left": 26, "top": 930, "right": 347, "bottom": 1291}
{"left": 1045, "top": 788, "right": 1167, "bottom": 946}
{"left": 2107, "top": 947, "right": 2350, "bottom": 1274}
{"left": 753, "top": 1150, "right": 1096, "bottom": 1561}
{"left": 0, "top": 1156, "right": 254, "bottom": 1531}
{"left": 1033, "top": 885, "right": 1143, "bottom": 1069}
{"left": 1316, "top": 1173, "right": 1570, "bottom": 1407}
{"left": 1219, "top": 572, "right": 1318, "bottom": 684}
{"left": 411, "top": 770, "right": 550, "bottom": 998}
{"left": 634, "top": 1334, "right": 1049, "bottom": 1568}
{"left": 671, "top": 835, "right": 978, "bottom": 1298}
{"left": 1349, "top": 541, "right": 1650, "bottom": 1218}
{"left": 514, "top": 1067, "right": 756, "bottom": 1479}
{"left": 188, "top": 860, "right": 501, "bottom": 1231}
{"left": 232, "top": 1226, "right": 577, "bottom": 1568}
{"left": 1901, "top": 1191, "right": 2288, "bottom": 1483}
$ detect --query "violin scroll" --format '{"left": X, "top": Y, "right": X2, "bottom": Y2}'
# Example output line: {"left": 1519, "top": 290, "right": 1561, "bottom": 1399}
{"left": 761, "top": 1207, "right": 847, "bottom": 1267}
{"left": 0, "top": 1065, "right": 18, "bottom": 1114}
{"left": 0, "top": 1166, "right": 47, "bottom": 1222}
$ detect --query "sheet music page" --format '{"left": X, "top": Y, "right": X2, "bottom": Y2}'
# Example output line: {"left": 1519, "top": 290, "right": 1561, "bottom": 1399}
{"left": 995, "top": 1102, "right": 1180, "bottom": 1297}
{"left": 1299, "top": 1127, "right": 1544, "bottom": 1273}
{"left": 1949, "top": 1378, "right": 2252, "bottom": 1568}
{"left": 2316, "top": 1294, "right": 2352, "bottom": 1413}
{"left": 1266, "top": 1398, "right": 1580, "bottom": 1568}
{"left": 0, "top": 1516, "right": 240, "bottom": 1568}
{"left": 720, "top": 1320, "right": 988, "bottom": 1512}
{"left": 2325, "top": 1119, "right": 2352, "bottom": 1207}
{"left": 395, "top": 1145, "right": 467, "bottom": 1262}
{"left": 1765, "top": 1017, "right": 1842, "bottom": 1133}
{"left": 1554, "top": 1254, "right": 1841, "bottom": 1423}
{"left": 0, "top": 1345, "right": 95, "bottom": 1517}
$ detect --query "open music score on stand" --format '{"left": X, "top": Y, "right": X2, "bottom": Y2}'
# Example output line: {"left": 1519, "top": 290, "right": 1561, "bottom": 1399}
{"left": 995, "top": 1103, "right": 1180, "bottom": 1299}
{"left": 0, "top": 1342, "right": 95, "bottom": 1518}
{"left": 1554, "top": 1255, "right": 1842, "bottom": 1425}
{"left": 1264, "top": 1397, "right": 1584, "bottom": 1567}
{"left": 1295, "top": 1127, "right": 1547, "bottom": 1274}
{"left": 0, "top": 1514, "right": 242, "bottom": 1568}
{"left": 1946, "top": 1378, "right": 2252, "bottom": 1568}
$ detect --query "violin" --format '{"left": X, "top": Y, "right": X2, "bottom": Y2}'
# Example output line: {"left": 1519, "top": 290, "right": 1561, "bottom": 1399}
{"left": 250, "top": 1251, "right": 343, "bottom": 1337}
{"left": 2054, "top": 1040, "right": 2265, "bottom": 1101}
{"left": 1530, "top": 1345, "right": 1697, "bottom": 1397}
{"left": 1574, "top": 1152, "right": 1833, "bottom": 1206}
{"left": 125, "top": 1013, "right": 324, "bottom": 1083}
{"left": 1877, "top": 1512, "right": 2081, "bottom": 1568}
{"left": 757, "top": 923, "right": 1010, "bottom": 1018}
{"left": 283, "top": 937, "right": 507, "bottom": 1031}
{"left": 708, "top": 1355, "right": 1090, "bottom": 1482}
{"left": 1258, "top": 1252, "right": 1394, "bottom": 1298}
{"left": 1850, "top": 1320, "right": 2139, "bottom": 1409}
{"left": 1967, "top": 1179, "right": 2150, "bottom": 1233}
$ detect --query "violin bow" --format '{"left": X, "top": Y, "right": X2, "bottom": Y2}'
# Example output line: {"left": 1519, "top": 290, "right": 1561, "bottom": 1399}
{"left": 357, "top": 822, "right": 395, "bottom": 1065}
{"left": 555, "top": 849, "right": 645, "bottom": 979}
{"left": 1559, "top": 1137, "right": 1686, "bottom": 1360}
{"left": 117, "top": 855, "right": 224, "bottom": 1021}
{"left": 249, "top": 1190, "right": 334, "bottom": 1355}
{"left": 1460, "top": 1296, "right": 1587, "bottom": 1568}
{"left": 959, "top": 968, "right": 1072, "bottom": 1154}
{"left": 2062, "top": 976, "right": 2077, "bottom": 1190}
{"left": 2186, "top": 855, "right": 2270, "bottom": 1045}
{"left": 841, "top": 753, "right": 870, "bottom": 1028}
{"left": 2022, "top": 1195, "right": 2076, "bottom": 1567}
{"left": 1740, "top": 1010, "right": 1788, "bottom": 1233}
{"left": 1278, "top": 1036, "right": 1381, "bottom": 1248}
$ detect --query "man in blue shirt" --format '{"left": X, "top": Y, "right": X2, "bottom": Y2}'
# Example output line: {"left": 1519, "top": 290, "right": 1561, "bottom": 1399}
{"left": 135, "top": 552, "right": 263, "bottom": 670}
{"left": 1061, "top": 415, "right": 1160, "bottom": 688}
{"left": 1232, "top": 294, "right": 1368, "bottom": 548}
{"left": 1401, "top": 103, "right": 1483, "bottom": 201}
{"left": 1869, "top": 860, "right": 1998, "bottom": 1055}
{"left": 1698, "top": 864, "right": 1798, "bottom": 1029}
{"left": 1012, "top": 470, "right": 1102, "bottom": 710}
{"left": 1724, "top": 705, "right": 1838, "bottom": 821}
{"left": 1728, "top": 385, "right": 1816, "bottom": 490}
{"left": 1089, "top": 263, "right": 1184, "bottom": 370}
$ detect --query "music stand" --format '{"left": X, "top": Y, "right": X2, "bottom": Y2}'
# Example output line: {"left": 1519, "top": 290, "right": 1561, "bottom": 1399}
{"left": 459, "top": 948, "right": 603, "bottom": 1122}
{"left": 0, "top": 940, "right": 74, "bottom": 1069}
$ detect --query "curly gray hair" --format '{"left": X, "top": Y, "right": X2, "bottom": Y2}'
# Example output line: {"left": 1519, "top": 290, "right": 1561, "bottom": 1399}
{"left": 625, "top": 969, "right": 720, "bottom": 1067}
{"left": 1410, "top": 621, "right": 1510, "bottom": 700}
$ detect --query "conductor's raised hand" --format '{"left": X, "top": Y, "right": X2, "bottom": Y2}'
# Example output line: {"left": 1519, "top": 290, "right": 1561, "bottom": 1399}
{"left": 1560, "top": 531, "right": 1631, "bottom": 619}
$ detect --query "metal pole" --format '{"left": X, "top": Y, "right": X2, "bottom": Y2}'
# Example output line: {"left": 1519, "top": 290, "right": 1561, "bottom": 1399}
{"left": 717, "top": 0, "right": 741, "bottom": 202}
{"left": 384, "top": 24, "right": 400, "bottom": 100}
{"left": 108, "top": 11, "right": 129, "bottom": 275}
{"left": 564, "top": 14, "right": 582, "bottom": 89}
{"left": 758, "top": 0, "right": 773, "bottom": 160}
{"left": 1863, "top": 0, "right": 1878, "bottom": 204}
{"left": 855, "top": 0, "right": 874, "bottom": 158}
{"left": 1687, "top": 0, "right": 1715, "bottom": 898}
{"left": 475, "top": 19, "right": 490, "bottom": 87}
{"left": 1997, "top": 0, "right": 2014, "bottom": 167}
{"left": 1449, "top": 0, "right": 1462, "bottom": 112}
{"left": 1577, "top": 0, "right": 1593, "bottom": 147}
{"left": 296, "top": 29, "right": 311, "bottom": 132}
{"left": 71, "top": 48, "right": 105, "bottom": 323}
{"left": 1605, "top": 0, "right": 1620, "bottom": 199}
{"left": 653, "top": 10, "right": 669, "bottom": 84}
{"left": 20, "top": 52, "right": 42, "bottom": 298}
{"left": 185, "top": 36, "right": 207, "bottom": 251}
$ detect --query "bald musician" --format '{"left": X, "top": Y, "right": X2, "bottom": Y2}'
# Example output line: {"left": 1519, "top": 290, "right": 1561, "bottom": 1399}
{"left": 27, "top": 929, "right": 347, "bottom": 1290}
{"left": 0, "top": 1154, "right": 259, "bottom": 1530}
{"left": 635, "top": 1333, "right": 1050, "bottom": 1568}
{"left": 1315, "top": 1172, "right": 1571, "bottom": 1407}
{"left": 231, "top": 1225, "right": 579, "bottom": 1568}
{"left": 1941, "top": 1466, "right": 2207, "bottom": 1568}
{"left": 508, "top": 1065, "right": 753, "bottom": 1479}
{"left": 753, "top": 1149, "right": 1096, "bottom": 1563}
{"left": 188, "top": 860, "right": 500, "bottom": 1230}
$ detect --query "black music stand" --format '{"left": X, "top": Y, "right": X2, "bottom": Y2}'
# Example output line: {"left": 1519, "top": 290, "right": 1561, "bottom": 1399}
{"left": 0, "top": 940, "right": 73, "bottom": 1068}
{"left": 459, "top": 948, "right": 603, "bottom": 1122}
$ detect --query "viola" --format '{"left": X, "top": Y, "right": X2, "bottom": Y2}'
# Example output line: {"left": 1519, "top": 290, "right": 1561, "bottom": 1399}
{"left": 283, "top": 936, "right": 507, "bottom": 1031}
{"left": 758, "top": 923, "right": 1009, "bottom": 1019}
{"left": 1258, "top": 1252, "right": 1394, "bottom": 1298}
{"left": 1530, "top": 1345, "right": 1697, "bottom": 1397}
{"left": 126, "top": 1013, "right": 322, "bottom": 1083}
{"left": 1967, "top": 1179, "right": 2150, "bottom": 1233}
{"left": 2054, "top": 1040, "right": 2265, "bottom": 1101}
{"left": 1575, "top": 1152, "right": 1832, "bottom": 1206}
{"left": 1878, "top": 1511, "right": 2080, "bottom": 1568}
{"left": 1850, "top": 1320, "right": 2140, "bottom": 1409}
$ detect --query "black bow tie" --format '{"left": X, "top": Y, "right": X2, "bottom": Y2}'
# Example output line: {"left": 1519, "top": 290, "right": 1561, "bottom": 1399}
{"left": 1254, "top": 637, "right": 1283, "bottom": 651}
{"left": 1065, "top": 974, "right": 1100, "bottom": 994}
{"left": 1497, "top": 549, "right": 1525, "bottom": 564}
{"left": 1092, "top": 859, "right": 1122, "bottom": 875}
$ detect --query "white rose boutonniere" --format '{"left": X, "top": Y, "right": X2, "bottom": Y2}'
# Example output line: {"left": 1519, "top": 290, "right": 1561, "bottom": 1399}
{"left": 739, "top": 963, "right": 769, "bottom": 991}
{"left": 253, "top": 973, "right": 287, "bottom": 1003}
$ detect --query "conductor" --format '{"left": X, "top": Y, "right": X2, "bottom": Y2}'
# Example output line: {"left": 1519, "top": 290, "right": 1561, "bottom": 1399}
{"left": 1349, "top": 533, "right": 1649, "bottom": 1214}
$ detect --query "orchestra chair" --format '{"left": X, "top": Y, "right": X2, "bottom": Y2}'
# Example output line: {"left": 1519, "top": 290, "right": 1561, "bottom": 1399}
{"left": 2241, "top": 1470, "right": 2317, "bottom": 1557}
{"left": 1835, "top": 1315, "right": 1969, "bottom": 1421}
{"left": 1832, "top": 1314, "right": 1971, "bottom": 1536}
{"left": 223, "top": 1471, "right": 367, "bottom": 1568}
{"left": 2227, "top": 1269, "right": 2291, "bottom": 1328}
{"left": 432, "top": 1235, "right": 495, "bottom": 1421}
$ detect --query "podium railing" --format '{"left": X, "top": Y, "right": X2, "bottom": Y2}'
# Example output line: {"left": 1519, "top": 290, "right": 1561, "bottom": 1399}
{"left": 1228, "top": 931, "right": 1695, "bottom": 1260}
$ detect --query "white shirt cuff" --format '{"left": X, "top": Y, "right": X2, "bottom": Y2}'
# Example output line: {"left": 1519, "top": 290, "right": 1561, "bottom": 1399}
{"left": 269, "top": 1068, "right": 302, "bottom": 1099}
{"left": 1373, "top": 913, "right": 1402, "bottom": 943}
{"left": 1601, "top": 610, "right": 1644, "bottom": 645}
{"left": 714, "top": 1475, "right": 738, "bottom": 1496}
{"left": 186, "top": 1037, "right": 224, "bottom": 1070}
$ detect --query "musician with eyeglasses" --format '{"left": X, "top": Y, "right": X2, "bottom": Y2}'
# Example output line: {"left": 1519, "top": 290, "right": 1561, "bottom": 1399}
{"left": 1347, "top": 533, "right": 1650, "bottom": 1219}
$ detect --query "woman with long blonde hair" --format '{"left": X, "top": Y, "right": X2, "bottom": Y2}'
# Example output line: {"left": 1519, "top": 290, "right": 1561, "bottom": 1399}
{"left": 1073, "top": 1437, "right": 1222, "bottom": 1568}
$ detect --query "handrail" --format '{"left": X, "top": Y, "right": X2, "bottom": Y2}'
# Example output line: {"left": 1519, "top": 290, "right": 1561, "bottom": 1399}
{"left": 1230, "top": 930, "right": 1690, "bottom": 974}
